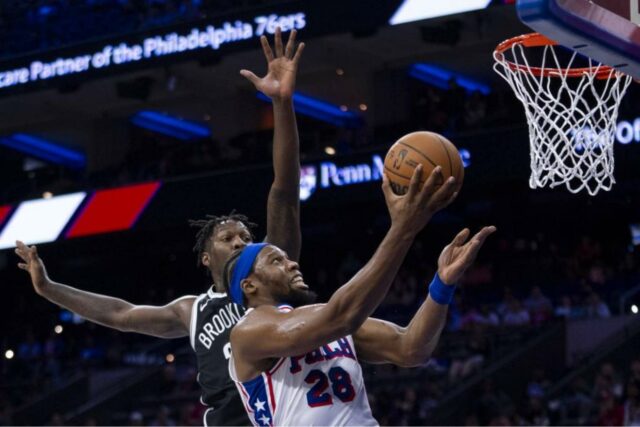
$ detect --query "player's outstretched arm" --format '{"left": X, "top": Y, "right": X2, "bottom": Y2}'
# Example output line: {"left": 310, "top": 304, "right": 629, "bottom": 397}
{"left": 15, "top": 241, "right": 193, "bottom": 338}
{"left": 232, "top": 166, "right": 459, "bottom": 360}
{"left": 353, "top": 226, "right": 496, "bottom": 367}
{"left": 240, "top": 27, "right": 305, "bottom": 262}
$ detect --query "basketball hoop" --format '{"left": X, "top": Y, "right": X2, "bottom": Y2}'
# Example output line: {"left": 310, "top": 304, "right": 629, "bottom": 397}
{"left": 493, "top": 33, "right": 632, "bottom": 196}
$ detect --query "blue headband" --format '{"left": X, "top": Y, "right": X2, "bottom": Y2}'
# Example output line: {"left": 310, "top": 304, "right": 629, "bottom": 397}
{"left": 229, "top": 243, "right": 268, "bottom": 306}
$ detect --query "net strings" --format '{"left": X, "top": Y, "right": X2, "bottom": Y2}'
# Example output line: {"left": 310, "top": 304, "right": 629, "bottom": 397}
{"left": 493, "top": 42, "right": 632, "bottom": 195}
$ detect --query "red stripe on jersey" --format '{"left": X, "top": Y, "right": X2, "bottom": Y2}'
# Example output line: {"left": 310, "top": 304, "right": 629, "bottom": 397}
{"left": 236, "top": 382, "right": 262, "bottom": 427}
{"left": 237, "top": 383, "right": 255, "bottom": 415}
{"left": 265, "top": 372, "right": 277, "bottom": 415}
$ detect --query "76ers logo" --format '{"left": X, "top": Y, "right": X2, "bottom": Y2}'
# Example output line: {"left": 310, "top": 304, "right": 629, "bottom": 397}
{"left": 392, "top": 149, "right": 408, "bottom": 170}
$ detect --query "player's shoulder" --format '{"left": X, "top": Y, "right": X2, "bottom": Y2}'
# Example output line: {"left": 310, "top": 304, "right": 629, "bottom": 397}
{"left": 172, "top": 288, "right": 230, "bottom": 317}
{"left": 190, "top": 290, "right": 238, "bottom": 324}
{"left": 233, "top": 305, "right": 278, "bottom": 332}
{"left": 203, "top": 289, "right": 232, "bottom": 305}
{"left": 168, "top": 294, "right": 197, "bottom": 311}
{"left": 237, "top": 303, "right": 324, "bottom": 327}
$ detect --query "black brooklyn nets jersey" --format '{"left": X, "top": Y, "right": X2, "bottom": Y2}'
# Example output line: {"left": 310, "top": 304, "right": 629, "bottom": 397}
{"left": 190, "top": 288, "right": 248, "bottom": 426}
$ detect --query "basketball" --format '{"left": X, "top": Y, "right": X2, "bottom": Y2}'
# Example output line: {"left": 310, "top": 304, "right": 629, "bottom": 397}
{"left": 384, "top": 131, "right": 464, "bottom": 195}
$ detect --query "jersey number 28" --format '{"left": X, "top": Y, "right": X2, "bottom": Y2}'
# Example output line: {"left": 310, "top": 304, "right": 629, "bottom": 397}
{"left": 304, "top": 367, "right": 355, "bottom": 407}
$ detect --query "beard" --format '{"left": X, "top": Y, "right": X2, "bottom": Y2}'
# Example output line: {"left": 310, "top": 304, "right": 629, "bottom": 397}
{"left": 278, "top": 287, "right": 318, "bottom": 308}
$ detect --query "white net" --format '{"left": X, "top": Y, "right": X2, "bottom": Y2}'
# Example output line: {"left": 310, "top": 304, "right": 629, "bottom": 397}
{"left": 493, "top": 34, "right": 632, "bottom": 196}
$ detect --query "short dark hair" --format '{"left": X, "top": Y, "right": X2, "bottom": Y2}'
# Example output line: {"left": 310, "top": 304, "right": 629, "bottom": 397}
{"left": 188, "top": 212, "right": 257, "bottom": 267}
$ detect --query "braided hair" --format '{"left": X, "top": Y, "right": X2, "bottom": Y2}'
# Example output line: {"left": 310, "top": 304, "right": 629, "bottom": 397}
{"left": 188, "top": 212, "right": 257, "bottom": 268}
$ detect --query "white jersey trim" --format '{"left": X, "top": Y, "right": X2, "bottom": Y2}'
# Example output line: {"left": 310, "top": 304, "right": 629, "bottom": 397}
{"left": 203, "top": 407, "right": 213, "bottom": 427}
{"left": 207, "top": 287, "right": 227, "bottom": 299}
{"left": 189, "top": 293, "right": 207, "bottom": 350}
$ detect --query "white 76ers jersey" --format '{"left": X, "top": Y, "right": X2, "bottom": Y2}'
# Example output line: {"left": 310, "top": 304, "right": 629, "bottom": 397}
{"left": 229, "top": 305, "right": 377, "bottom": 426}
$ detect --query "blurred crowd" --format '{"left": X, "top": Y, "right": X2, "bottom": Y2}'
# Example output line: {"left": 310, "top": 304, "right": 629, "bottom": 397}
{"left": 408, "top": 79, "right": 518, "bottom": 135}
{"left": 0, "top": 81, "right": 523, "bottom": 206}
{"left": 456, "top": 360, "right": 640, "bottom": 426}
{"left": 11, "top": 79, "right": 639, "bottom": 206}
{"left": 3, "top": 73, "right": 639, "bottom": 206}
{"left": 0, "top": 0, "right": 292, "bottom": 59}
{"left": 0, "top": 0, "right": 200, "bottom": 58}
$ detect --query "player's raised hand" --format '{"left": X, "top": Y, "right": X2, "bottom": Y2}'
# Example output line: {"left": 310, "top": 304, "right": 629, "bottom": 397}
{"left": 437, "top": 226, "right": 496, "bottom": 285}
{"left": 15, "top": 240, "right": 51, "bottom": 295}
{"left": 240, "top": 27, "right": 305, "bottom": 100}
{"left": 382, "top": 165, "right": 459, "bottom": 233}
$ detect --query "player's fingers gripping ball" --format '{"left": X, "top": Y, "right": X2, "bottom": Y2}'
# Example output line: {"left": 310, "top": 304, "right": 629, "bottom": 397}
{"left": 384, "top": 131, "right": 464, "bottom": 195}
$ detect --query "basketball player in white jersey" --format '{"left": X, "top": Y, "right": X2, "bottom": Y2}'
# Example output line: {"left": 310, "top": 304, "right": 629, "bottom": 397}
{"left": 15, "top": 28, "right": 304, "bottom": 426}
{"left": 224, "top": 166, "right": 495, "bottom": 426}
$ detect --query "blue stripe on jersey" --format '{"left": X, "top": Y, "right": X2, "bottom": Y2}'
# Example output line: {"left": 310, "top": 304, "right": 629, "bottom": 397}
{"left": 240, "top": 375, "right": 274, "bottom": 427}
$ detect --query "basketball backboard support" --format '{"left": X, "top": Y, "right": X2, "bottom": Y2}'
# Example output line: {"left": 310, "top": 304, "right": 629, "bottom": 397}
{"left": 517, "top": 0, "right": 640, "bottom": 78}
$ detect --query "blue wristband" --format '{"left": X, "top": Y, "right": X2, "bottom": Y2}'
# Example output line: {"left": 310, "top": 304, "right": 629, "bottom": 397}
{"left": 428, "top": 273, "right": 456, "bottom": 305}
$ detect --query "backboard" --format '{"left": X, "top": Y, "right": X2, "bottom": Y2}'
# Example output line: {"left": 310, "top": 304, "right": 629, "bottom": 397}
{"left": 517, "top": 0, "right": 640, "bottom": 78}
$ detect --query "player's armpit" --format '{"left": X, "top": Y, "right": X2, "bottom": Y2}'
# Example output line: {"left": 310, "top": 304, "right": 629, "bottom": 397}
{"left": 353, "top": 318, "right": 423, "bottom": 368}
{"left": 120, "top": 295, "right": 195, "bottom": 338}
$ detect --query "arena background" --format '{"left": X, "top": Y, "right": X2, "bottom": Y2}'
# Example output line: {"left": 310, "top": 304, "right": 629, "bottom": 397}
{"left": 0, "top": 1, "right": 639, "bottom": 425}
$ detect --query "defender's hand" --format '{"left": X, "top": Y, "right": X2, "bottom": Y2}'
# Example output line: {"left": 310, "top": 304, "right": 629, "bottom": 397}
{"left": 382, "top": 165, "right": 459, "bottom": 234}
{"left": 240, "top": 27, "right": 305, "bottom": 100}
{"left": 437, "top": 226, "right": 496, "bottom": 285}
{"left": 15, "top": 240, "right": 51, "bottom": 295}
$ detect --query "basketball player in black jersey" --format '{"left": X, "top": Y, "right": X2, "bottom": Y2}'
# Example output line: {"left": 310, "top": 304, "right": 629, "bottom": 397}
{"left": 14, "top": 28, "right": 304, "bottom": 426}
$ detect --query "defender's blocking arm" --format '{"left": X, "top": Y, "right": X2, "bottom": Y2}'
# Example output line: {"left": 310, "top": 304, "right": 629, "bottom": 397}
{"left": 240, "top": 27, "right": 305, "bottom": 262}
{"left": 15, "top": 241, "right": 193, "bottom": 338}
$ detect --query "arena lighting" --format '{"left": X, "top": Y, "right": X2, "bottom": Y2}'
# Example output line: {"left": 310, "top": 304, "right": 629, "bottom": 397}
{"left": 632, "top": 304, "right": 639, "bottom": 314}
{"left": 0, "top": 12, "right": 306, "bottom": 91}
{"left": 131, "top": 111, "right": 211, "bottom": 140}
{"left": 257, "top": 92, "right": 362, "bottom": 128}
{"left": 299, "top": 150, "right": 472, "bottom": 201}
{"left": 4, "top": 350, "right": 14, "bottom": 360}
{"left": 630, "top": 224, "right": 640, "bottom": 246}
{"left": 54, "top": 325, "right": 63, "bottom": 334}
{"left": 59, "top": 310, "right": 85, "bottom": 324}
{"left": 389, "top": 0, "right": 493, "bottom": 25}
{"left": 66, "top": 182, "right": 161, "bottom": 238}
{"left": 0, "top": 183, "right": 159, "bottom": 246}
{"left": 131, "top": 117, "right": 193, "bottom": 140}
{"left": 409, "top": 63, "right": 491, "bottom": 95}
{"left": 0, "top": 205, "right": 11, "bottom": 226}
{"left": 459, "top": 148, "right": 472, "bottom": 167}
{"left": 571, "top": 117, "right": 640, "bottom": 147}
{"left": 0, "top": 192, "right": 86, "bottom": 249}
{"left": 0, "top": 133, "right": 86, "bottom": 169}
{"left": 615, "top": 118, "right": 640, "bottom": 144}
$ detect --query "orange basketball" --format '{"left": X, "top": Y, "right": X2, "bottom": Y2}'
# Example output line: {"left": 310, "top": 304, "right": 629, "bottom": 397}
{"left": 384, "top": 131, "right": 464, "bottom": 195}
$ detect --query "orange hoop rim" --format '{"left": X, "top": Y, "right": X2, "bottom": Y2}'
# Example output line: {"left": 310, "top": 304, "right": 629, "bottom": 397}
{"left": 494, "top": 33, "right": 620, "bottom": 79}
